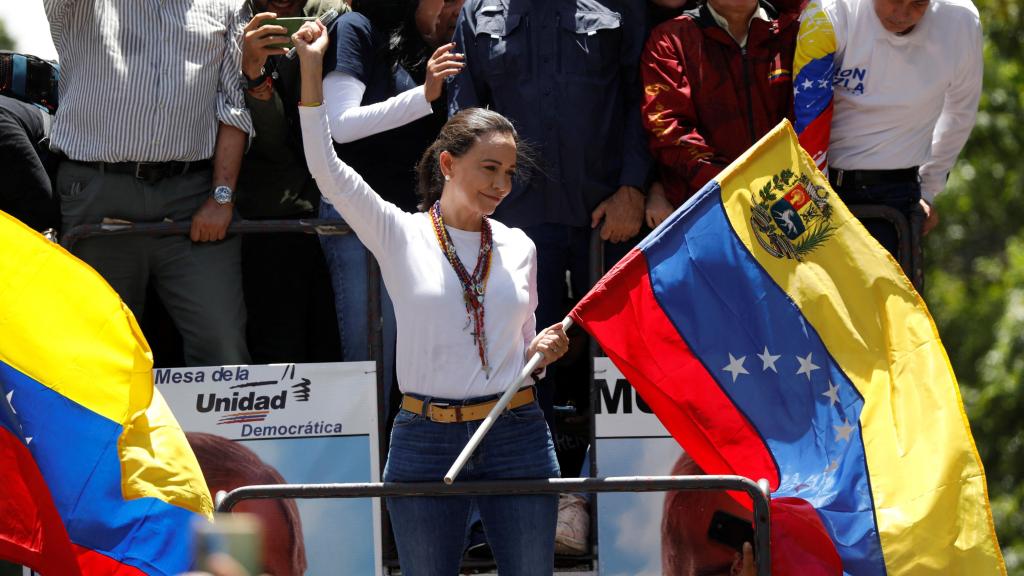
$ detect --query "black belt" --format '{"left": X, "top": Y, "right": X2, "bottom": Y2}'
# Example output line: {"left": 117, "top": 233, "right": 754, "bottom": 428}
{"left": 68, "top": 158, "right": 212, "bottom": 183}
{"left": 828, "top": 167, "right": 919, "bottom": 189}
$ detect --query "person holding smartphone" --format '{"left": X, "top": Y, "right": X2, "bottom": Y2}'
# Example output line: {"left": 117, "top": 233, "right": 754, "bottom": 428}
{"left": 234, "top": 0, "right": 348, "bottom": 365}
{"left": 662, "top": 454, "right": 756, "bottom": 576}
{"left": 291, "top": 18, "right": 570, "bottom": 574}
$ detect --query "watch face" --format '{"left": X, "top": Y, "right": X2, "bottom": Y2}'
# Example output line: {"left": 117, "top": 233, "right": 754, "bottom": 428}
{"left": 213, "top": 186, "right": 233, "bottom": 205}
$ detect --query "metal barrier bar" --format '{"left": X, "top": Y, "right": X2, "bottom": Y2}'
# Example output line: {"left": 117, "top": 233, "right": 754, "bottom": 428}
{"left": 217, "top": 475, "right": 773, "bottom": 576}
{"left": 59, "top": 218, "right": 353, "bottom": 250}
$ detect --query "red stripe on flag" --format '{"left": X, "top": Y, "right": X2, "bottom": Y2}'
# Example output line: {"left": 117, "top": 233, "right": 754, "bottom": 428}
{"left": 0, "top": 429, "right": 81, "bottom": 575}
{"left": 770, "top": 498, "right": 844, "bottom": 575}
{"left": 75, "top": 545, "right": 150, "bottom": 575}
{"left": 571, "top": 249, "right": 778, "bottom": 490}
{"left": 798, "top": 103, "right": 833, "bottom": 170}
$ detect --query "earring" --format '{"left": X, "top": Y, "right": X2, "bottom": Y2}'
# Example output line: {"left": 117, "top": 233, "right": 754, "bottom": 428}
{"left": 444, "top": 174, "right": 451, "bottom": 181}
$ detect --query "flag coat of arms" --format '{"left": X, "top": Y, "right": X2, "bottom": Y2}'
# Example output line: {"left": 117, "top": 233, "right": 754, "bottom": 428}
{"left": 0, "top": 212, "right": 212, "bottom": 575}
{"left": 571, "top": 121, "right": 1004, "bottom": 574}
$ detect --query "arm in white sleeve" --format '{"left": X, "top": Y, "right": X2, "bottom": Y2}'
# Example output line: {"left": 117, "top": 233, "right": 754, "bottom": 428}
{"left": 298, "top": 105, "right": 405, "bottom": 258}
{"left": 522, "top": 242, "right": 545, "bottom": 380}
{"left": 919, "top": 15, "right": 983, "bottom": 202}
{"left": 323, "top": 71, "right": 434, "bottom": 144}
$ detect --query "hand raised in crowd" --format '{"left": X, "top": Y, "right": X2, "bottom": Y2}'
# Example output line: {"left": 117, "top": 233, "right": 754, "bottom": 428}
{"left": 528, "top": 322, "right": 570, "bottom": 369}
{"left": 291, "top": 20, "right": 330, "bottom": 62}
{"left": 732, "top": 542, "right": 756, "bottom": 576}
{"left": 920, "top": 199, "right": 939, "bottom": 235}
{"left": 241, "top": 13, "right": 290, "bottom": 81}
{"left": 644, "top": 181, "right": 674, "bottom": 229}
{"left": 591, "top": 185, "right": 645, "bottom": 244}
{"left": 424, "top": 43, "right": 465, "bottom": 103}
{"left": 190, "top": 197, "right": 233, "bottom": 242}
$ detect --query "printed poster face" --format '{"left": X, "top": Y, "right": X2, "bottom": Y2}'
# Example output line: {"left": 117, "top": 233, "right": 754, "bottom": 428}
{"left": 156, "top": 361, "right": 382, "bottom": 576}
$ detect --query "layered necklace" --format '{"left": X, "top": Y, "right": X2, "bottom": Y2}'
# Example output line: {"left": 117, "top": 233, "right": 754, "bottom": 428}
{"left": 429, "top": 200, "right": 494, "bottom": 377}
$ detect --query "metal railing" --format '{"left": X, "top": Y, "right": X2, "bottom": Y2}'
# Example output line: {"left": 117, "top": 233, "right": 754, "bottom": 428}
{"left": 217, "top": 475, "right": 774, "bottom": 576}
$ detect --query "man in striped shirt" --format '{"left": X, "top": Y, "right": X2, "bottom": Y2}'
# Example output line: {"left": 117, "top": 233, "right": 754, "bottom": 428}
{"left": 44, "top": 0, "right": 254, "bottom": 366}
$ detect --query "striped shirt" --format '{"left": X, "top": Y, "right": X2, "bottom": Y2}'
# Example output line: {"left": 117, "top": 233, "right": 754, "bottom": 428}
{"left": 44, "top": 0, "right": 253, "bottom": 162}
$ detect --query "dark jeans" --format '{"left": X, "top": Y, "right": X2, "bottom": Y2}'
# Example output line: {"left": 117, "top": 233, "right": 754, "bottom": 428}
{"left": 384, "top": 397, "right": 559, "bottom": 575}
{"left": 834, "top": 181, "right": 922, "bottom": 260}
{"left": 520, "top": 223, "right": 636, "bottom": 477}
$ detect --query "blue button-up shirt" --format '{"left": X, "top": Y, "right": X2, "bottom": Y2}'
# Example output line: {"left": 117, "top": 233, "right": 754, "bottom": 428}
{"left": 449, "top": 0, "right": 652, "bottom": 228}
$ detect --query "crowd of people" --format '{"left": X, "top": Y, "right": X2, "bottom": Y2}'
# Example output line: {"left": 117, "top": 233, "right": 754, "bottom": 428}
{"left": 0, "top": 0, "right": 981, "bottom": 572}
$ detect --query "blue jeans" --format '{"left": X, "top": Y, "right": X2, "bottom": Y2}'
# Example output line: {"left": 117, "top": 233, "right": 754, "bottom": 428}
{"left": 319, "top": 201, "right": 397, "bottom": 401}
{"left": 383, "top": 396, "right": 560, "bottom": 576}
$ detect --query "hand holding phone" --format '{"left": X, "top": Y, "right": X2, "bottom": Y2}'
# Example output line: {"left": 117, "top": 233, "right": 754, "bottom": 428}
{"left": 266, "top": 16, "right": 317, "bottom": 49}
{"left": 707, "top": 509, "right": 755, "bottom": 554}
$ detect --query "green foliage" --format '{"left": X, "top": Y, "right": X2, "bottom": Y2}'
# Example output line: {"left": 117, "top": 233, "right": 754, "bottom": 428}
{"left": 0, "top": 19, "right": 14, "bottom": 51}
{"left": 925, "top": 0, "right": 1024, "bottom": 569}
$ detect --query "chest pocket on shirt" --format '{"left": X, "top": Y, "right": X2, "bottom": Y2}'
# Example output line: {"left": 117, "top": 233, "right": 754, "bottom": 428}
{"left": 557, "top": 5, "right": 622, "bottom": 81}
{"left": 474, "top": 7, "right": 530, "bottom": 81}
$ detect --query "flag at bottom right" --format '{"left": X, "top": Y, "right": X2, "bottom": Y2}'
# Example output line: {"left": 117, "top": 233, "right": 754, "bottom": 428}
{"left": 571, "top": 120, "right": 1004, "bottom": 575}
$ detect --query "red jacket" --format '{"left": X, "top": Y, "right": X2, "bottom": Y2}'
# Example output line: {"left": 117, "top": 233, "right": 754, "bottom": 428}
{"left": 642, "top": 2, "right": 799, "bottom": 206}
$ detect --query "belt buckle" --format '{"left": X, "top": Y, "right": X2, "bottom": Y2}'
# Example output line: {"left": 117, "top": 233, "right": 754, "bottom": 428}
{"left": 134, "top": 162, "right": 160, "bottom": 183}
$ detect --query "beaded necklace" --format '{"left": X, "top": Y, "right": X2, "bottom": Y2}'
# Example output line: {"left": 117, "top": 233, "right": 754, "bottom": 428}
{"left": 429, "top": 200, "right": 494, "bottom": 377}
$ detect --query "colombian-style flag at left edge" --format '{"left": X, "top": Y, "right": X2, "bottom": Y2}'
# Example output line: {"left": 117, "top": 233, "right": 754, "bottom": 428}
{"left": 0, "top": 211, "right": 212, "bottom": 575}
{"left": 570, "top": 121, "right": 1005, "bottom": 575}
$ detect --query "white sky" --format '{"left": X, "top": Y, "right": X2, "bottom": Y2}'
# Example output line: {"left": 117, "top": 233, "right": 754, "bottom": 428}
{"left": 0, "top": 1, "right": 59, "bottom": 61}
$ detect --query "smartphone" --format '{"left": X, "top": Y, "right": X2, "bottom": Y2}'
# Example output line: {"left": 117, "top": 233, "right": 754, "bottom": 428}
{"left": 266, "top": 17, "right": 316, "bottom": 49}
{"left": 707, "top": 510, "right": 755, "bottom": 554}
{"left": 193, "top": 513, "right": 263, "bottom": 575}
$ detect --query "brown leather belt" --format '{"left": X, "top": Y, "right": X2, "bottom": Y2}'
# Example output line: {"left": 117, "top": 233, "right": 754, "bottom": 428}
{"left": 401, "top": 387, "right": 536, "bottom": 424}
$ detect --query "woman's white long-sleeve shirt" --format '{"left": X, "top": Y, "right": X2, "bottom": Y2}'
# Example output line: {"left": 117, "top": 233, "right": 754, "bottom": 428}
{"left": 300, "top": 105, "right": 538, "bottom": 399}
{"left": 323, "top": 72, "right": 433, "bottom": 144}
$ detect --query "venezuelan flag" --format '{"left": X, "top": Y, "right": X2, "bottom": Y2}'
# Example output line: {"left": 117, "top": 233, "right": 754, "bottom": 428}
{"left": 794, "top": 0, "right": 836, "bottom": 169}
{"left": 0, "top": 212, "right": 212, "bottom": 575}
{"left": 570, "top": 121, "right": 1005, "bottom": 575}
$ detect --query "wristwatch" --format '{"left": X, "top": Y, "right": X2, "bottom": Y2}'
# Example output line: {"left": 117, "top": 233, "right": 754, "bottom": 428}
{"left": 212, "top": 185, "right": 234, "bottom": 205}
{"left": 239, "top": 69, "right": 268, "bottom": 91}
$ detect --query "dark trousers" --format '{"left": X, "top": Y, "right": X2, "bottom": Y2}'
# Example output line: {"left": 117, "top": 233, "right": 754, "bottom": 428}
{"left": 521, "top": 223, "right": 637, "bottom": 477}
{"left": 58, "top": 161, "right": 249, "bottom": 366}
{"left": 834, "top": 181, "right": 923, "bottom": 260}
{"left": 241, "top": 231, "right": 340, "bottom": 364}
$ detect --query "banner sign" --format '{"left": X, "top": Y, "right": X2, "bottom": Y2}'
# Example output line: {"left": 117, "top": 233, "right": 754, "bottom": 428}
{"left": 157, "top": 361, "right": 382, "bottom": 576}
{"left": 594, "top": 357, "right": 682, "bottom": 576}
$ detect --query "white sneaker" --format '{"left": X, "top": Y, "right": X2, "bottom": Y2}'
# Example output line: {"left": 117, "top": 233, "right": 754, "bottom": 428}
{"left": 554, "top": 493, "right": 589, "bottom": 555}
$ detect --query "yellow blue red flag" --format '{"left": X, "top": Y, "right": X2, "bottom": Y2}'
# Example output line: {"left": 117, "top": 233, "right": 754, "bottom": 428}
{"left": 0, "top": 211, "right": 212, "bottom": 575}
{"left": 571, "top": 121, "right": 1005, "bottom": 574}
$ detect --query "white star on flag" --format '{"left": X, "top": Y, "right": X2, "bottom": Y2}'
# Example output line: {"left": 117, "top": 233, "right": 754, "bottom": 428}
{"left": 825, "top": 460, "right": 839, "bottom": 474}
{"left": 796, "top": 352, "right": 820, "bottom": 380}
{"left": 818, "top": 79, "right": 829, "bottom": 88}
{"left": 822, "top": 381, "right": 840, "bottom": 406}
{"left": 834, "top": 420, "right": 855, "bottom": 442}
{"left": 757, "top": 346, "right": 781, "bottom": 372}
{"left": 722, "top": 354, "right": 749, "bottom": 383}
{"left": 802, "top": 79, "right": 814, "bottom": 90}
{"left": 5, "top": 390, "right": 14, "bottom": 414}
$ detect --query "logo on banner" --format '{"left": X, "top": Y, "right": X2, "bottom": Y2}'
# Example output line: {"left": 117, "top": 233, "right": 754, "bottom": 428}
{"left": 171, "top": 367, "right": 313, "bottom": 425}
{"left": 750, "top": 169, "right": 835, "bottom": 261}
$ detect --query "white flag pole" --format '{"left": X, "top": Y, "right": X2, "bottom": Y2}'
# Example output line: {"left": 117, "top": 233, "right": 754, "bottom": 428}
{"left": 444, "top": 317, "right": 574, "bottom": 484}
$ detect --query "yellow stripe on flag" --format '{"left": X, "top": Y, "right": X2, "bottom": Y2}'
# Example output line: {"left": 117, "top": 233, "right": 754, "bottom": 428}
{"left": 714, "top": 122, "right": 1004, "bottom": 574}
{"left": 0, "top": 212, "right": 211, "bottom": 517}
